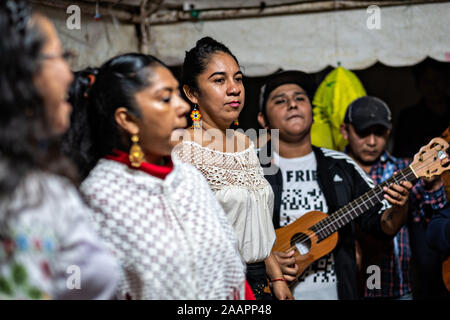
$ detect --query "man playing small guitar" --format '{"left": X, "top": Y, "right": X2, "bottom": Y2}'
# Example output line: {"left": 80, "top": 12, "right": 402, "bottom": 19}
{"left": 340, "top": 97, "right": 447, "bottom": 300}
{"left": 256, "top": 71, "right": 443, "bottom": 300}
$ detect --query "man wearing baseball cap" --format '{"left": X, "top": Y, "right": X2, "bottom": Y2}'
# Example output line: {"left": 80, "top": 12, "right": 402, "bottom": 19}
{"left": 257, "top": 71, "right": 411, "bottom": 300}
{"left": 340, "top": 96, "right": 447, "bottom": 300}
{"left": 341, "top": 96, "right": 392, "bottom": 173}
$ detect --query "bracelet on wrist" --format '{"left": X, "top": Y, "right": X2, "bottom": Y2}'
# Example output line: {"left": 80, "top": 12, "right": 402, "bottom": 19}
{"left": 269, "top": 277, "right": 286, "bottom": 283}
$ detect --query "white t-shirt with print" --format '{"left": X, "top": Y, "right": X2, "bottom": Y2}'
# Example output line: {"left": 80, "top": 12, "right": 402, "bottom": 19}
{"left": 274, "top": 151, "right": 338, "bottom": 300}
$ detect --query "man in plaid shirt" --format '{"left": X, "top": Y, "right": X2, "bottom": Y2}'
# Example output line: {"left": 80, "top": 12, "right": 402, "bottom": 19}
{"left": 340, "top": 96, "right": 447, "bottom": 299}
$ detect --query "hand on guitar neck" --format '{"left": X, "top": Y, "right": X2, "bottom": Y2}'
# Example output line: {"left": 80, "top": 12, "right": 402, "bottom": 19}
{"left": 380, "top": 179, "right": 413, "bottom": 236}
{"left": 378, "top": 155, "right": 448, "bottom": 236}
{"left": 271, "top": 137, "right": 450, "bottom": 289}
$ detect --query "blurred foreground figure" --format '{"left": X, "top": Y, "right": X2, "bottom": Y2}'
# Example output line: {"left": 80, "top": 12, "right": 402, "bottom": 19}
{"left": 0, "top": 0, "right": 118, "bottom": 299}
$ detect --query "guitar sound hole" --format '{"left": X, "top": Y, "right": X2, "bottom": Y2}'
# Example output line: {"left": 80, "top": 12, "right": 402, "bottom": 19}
{"left": 291, "top": 232, "right": 311, "bottom": 255}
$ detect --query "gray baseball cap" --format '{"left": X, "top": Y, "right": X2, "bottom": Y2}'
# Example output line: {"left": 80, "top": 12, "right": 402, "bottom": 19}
{"left": 344, "top": 96, "right": 392, "bottom": 132}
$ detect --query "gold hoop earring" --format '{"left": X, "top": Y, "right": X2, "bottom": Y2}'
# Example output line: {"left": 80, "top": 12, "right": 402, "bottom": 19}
{"left": 129, "top": 134, "right": 144, "bottom": 167}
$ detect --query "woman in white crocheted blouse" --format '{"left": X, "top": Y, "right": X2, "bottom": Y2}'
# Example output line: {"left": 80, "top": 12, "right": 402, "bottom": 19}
{"left": 0, "top": 2, "right": 118, "bottom": 300}
{"left": 173, "top": 37, "right": 293, "bottom": 300}
{"left": 64, "top": 53, "right": 248, "bottom": 300}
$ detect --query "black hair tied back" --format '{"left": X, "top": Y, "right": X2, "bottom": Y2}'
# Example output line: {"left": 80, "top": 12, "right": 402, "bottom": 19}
{"left": 63, "top": 53, "right": 167, "bottom": 179}
{"left": 182, "top": 36, "right": 239, "bottom": 91}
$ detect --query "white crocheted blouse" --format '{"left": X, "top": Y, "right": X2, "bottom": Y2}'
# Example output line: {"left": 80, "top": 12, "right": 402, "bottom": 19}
{"left": 173, "top": 140, "right": 276, "bottom": 264}
{"left": 80, "top": 157, "right": 246, "bottom": 300}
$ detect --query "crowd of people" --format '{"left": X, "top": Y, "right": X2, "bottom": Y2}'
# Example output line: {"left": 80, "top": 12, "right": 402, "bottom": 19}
{"left": 0, "top": 0, "right": 449, "bottom": 300}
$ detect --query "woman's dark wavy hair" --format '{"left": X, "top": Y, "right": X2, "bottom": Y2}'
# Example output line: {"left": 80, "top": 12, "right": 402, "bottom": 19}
{"left": 0, "top": 0, "right": 76, "bottom": 201}
{"left": 63, "top": 53, "right": 166, "bottom": 179}
{"left": 182, "top": 36, "right": 239, "bottom": 92}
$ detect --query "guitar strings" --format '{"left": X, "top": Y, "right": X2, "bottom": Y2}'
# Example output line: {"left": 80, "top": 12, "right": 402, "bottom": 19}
{"left": 277, "top": 150, "right": 444, "bottom": 253}
{"left": 277, "top": 167, "right": 413, "bottom": 253}
{"left": 282, "top": 151, "right": 443, "bottom": 252}
{"left": 282, "top": 161, "right": 426, "bottom": 251}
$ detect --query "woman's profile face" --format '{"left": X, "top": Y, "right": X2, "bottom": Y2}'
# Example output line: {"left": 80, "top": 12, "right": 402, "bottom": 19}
{"left": 133, "top": 65, "right": 190, "bottom": 163}
{"left": 190, "top": 51, "right": 244, "bottom": 130}
{"left": 33, "top": 15, "right": 74, "bottom": 135}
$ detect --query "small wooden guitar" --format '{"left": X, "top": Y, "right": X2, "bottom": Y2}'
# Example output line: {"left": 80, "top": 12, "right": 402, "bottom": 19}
{"left": 272, "top": 137, "right": 450, "bottom": 287}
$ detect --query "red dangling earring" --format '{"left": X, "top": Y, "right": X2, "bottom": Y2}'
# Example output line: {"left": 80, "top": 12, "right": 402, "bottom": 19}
{"left": 234, "top": 119, "right": 239, "bottom": 126}
{"left": 190, "top": 104, "right": 202, "bottom": 129}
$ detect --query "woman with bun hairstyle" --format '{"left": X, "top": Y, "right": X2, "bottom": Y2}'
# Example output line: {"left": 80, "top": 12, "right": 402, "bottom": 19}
{"left": 64, "top": 53, "right": 248, "bottom": 300}
{"left": 0, "top": 0, "right": 119, "bottom": 299}
{"left": 173, "top": 37, "right": 293, "bottom": 300}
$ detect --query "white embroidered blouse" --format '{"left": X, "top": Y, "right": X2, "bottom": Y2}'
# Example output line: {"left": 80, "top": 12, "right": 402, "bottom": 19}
{"left": 80, "top": 157, "right": 246, "bottom": 300}
{"left": 0, "top": 172, "right": 119, "bottom": 300}
{"left": 173, "top": 140, "right": 276, "bottom": 264}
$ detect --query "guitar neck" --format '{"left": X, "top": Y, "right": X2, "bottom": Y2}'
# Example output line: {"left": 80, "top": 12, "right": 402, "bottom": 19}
{"left": 312, "top": 166, "right": 417, "bottom": 241}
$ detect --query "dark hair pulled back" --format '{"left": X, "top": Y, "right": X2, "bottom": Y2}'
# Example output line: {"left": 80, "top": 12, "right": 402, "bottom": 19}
{"left": 63, "top": 53, "right": 166, "bottom": 179}
{"left": 182, "top": 36, "right": 239, "bottom": 91}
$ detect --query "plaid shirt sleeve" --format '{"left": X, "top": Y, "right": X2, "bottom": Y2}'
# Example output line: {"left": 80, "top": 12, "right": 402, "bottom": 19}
{"left": 410, "top": 179, "right": 447, "bottom": 222}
